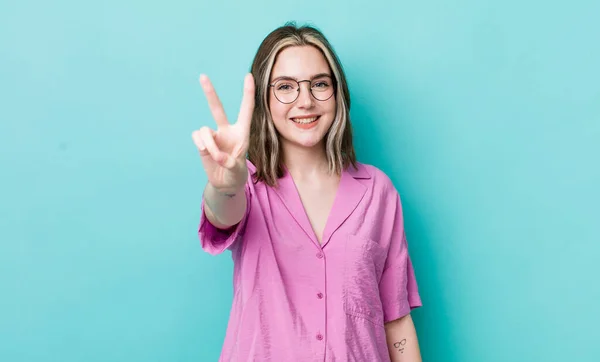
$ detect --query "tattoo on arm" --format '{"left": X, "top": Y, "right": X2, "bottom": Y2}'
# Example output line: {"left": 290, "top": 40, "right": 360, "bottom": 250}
{"left": 204, "top": 193, "right": 236, "bottom": 216}
{"left": 205, "top": 190, "right": 236, "bottom": 207}
{"left": 393, "top": 339, "right": 407, "bottom": 354}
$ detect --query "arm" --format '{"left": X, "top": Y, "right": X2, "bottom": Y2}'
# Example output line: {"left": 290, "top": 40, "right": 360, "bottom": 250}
{"left": 384, "top": 314, "right": 422, "bottom": 362}
{"left": 203, "top": 178, "right": 247, "bottom": 229}
{"left": 193, "top": 73, "right": 254, "bottom": 230}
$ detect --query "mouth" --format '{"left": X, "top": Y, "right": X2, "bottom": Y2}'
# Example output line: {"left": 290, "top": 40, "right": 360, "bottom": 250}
{"left": 290, "top": 115, "right": 320, "bottom": 129}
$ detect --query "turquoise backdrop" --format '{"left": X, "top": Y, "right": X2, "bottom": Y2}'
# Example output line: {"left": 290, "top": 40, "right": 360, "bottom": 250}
{"left": 1, "top": 0, "right": 598, "bottom": 361}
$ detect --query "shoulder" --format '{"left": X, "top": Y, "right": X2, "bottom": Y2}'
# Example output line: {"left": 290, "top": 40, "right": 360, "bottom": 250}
{"left": 353, "top": 162, "right": 406, "bottom": 220}
{"left": 351, "top": 161, "right": 399, "bottom": 197}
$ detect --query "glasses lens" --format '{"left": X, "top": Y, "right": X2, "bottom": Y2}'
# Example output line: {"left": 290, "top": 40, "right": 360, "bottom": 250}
{"left": 310, "top": 76, "right": 334, "bottom": 101}
{"left": 274, "top": 79, "right": 299, "bottom": 103}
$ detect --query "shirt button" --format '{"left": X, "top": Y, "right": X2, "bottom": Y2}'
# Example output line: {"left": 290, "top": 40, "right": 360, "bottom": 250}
{"left": 316, "top": 333, "right": 323, "bottom": 341}
{"left": 316, "top": 252, "right": 324, "bottom": 259}
{"left": 317, "top": 292, "right": 323, "bottom": 299}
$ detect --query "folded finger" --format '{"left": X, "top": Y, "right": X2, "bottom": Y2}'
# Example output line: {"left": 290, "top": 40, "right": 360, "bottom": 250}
{"left": 198, "top": 127, "right": 226, "bottom": 164}
{"left": 191, "top": 130, "right": 210, "bottom": 156}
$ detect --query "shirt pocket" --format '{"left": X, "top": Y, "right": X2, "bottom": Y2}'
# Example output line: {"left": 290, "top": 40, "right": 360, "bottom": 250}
{"left": 342, "top": 233, "right": 388, "bottom": 325}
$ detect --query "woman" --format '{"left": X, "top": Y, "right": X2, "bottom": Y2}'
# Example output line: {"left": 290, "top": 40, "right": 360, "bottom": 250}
{"left": 192, "top": 22, "right": 423, "bottom": 362}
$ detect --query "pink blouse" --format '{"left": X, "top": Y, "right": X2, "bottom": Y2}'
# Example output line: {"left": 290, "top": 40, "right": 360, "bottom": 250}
{"left": 199, "top": 160, "right": 422, "bottom": 361}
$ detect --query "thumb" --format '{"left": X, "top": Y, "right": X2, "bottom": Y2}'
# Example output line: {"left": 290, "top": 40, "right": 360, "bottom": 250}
{"left": 221, "top": 153, "right": 239, "bottom": 170}
{"left": 230, "top": 138, "right": 249, "bottom": 161}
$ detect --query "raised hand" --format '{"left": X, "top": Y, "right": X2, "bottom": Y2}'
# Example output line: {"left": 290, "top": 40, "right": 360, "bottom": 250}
{"left": 192, "top": 73, "right": 255, "bottom": 194}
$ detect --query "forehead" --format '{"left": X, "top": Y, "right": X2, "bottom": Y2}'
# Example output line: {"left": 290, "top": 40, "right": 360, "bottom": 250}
{"left": 271, "top": 45, "right": 331, "bottom": 80}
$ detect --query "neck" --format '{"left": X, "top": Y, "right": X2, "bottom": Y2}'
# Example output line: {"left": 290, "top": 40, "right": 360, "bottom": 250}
{"left": 282, "top": 141, "right": 329, "bottom": 181}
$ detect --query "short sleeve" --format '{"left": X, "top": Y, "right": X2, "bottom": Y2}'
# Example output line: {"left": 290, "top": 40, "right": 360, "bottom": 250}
{"left": 197, "top": 178, "right": 252, "bottom": 256}
{"left": 378, "top": 194, "right": 422, "bottom": 323}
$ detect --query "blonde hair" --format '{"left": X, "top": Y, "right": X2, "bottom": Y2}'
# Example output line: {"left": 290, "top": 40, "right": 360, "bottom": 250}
{"left": 247, "top": 22, "right": 357, "bottom": 186}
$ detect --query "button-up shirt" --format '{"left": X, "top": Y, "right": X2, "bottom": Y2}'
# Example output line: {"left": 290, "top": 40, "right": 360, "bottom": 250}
{"left": 198, "top": 160, "right": 422, "bottom": 362}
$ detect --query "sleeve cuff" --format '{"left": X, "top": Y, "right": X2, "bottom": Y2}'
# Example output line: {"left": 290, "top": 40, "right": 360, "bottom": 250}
{"left": 198, "top": 187, "right": 250, "bottom": 255}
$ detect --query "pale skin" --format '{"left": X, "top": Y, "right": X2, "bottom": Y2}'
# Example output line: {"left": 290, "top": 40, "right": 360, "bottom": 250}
{"left": 192, "top": 45, "right": 421, "bottom": 361}
{"left": 385, "top": 314, "right": 423, "bottom": 361}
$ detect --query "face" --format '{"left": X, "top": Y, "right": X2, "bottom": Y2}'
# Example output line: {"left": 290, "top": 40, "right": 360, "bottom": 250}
{"left": 268, "top": 45, "right": 337, "bottom": 150}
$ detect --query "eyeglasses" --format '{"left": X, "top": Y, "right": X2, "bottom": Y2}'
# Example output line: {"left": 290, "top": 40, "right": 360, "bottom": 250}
{"left": 268, "top": 75, "right": 335, "bottom": 104}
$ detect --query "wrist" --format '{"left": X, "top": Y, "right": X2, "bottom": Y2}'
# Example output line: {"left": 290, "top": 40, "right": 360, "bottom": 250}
{"left": 208, "top": 179, "right": 245, "bottom": 198}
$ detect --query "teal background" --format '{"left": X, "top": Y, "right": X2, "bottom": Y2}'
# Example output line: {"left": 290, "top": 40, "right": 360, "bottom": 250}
{"left": 1, "top": 0, "right": 598, "bottom": 361}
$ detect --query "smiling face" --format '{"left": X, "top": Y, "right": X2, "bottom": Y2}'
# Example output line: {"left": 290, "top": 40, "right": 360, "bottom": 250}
{"left": 268, "top": 45, "right": 337, "bottom": 151}
{"left": 247, "top": 24, "right": 357, "bottom": 186}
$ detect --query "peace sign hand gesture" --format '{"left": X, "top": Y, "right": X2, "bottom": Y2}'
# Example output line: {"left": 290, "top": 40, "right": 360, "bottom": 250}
{"left": 192, "top": 74, "right": 255, "bottom": 194}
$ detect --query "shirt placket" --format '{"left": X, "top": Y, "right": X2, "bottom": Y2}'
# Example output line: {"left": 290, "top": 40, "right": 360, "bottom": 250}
{"left": 314, "top": 247, "right": 327, "bottom": 359}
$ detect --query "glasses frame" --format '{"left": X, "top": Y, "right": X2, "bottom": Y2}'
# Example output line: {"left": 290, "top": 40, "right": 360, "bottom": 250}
{"left": 268, "top": 76, "right": 336, "bottom": 104}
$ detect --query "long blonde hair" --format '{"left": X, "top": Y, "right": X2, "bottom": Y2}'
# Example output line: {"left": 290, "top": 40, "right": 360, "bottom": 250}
{"left": 247, "top": 22, "right": 357, "bottom": 186}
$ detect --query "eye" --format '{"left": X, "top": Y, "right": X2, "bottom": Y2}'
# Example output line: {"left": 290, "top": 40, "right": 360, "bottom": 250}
{"left": 313, "top": 81, "right": 330, "bottom": 88}
{"left": 276, "top": 82, "right": 295, "bottom": 91}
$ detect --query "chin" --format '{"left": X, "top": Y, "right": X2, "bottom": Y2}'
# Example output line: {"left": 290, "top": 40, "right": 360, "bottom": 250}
{"left": 291, "top": 127, "right": 330, "bottom": 148}
{"left": 277, "top": 130, "right": 322, "bottom": 148}
{"left": 293, "top": 137, "right": 325, "bottom": 149}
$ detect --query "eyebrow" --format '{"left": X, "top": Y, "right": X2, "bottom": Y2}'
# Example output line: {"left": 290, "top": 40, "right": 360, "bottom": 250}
{"left": 270, "top": 73, "right": 332, "bottom": 82}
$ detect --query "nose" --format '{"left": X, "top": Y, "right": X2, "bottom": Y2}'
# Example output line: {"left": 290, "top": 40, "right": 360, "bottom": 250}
{"left": 296, "top": 82, "right": 314, "bottom": 108}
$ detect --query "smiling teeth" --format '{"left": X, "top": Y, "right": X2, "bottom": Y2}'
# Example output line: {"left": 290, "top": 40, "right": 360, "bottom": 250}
{"left": 292, "top": 117, "right": 318, "bottom": 124}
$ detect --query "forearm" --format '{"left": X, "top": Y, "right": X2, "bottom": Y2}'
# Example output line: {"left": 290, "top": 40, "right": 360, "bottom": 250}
{"left": 384, "top": 314, "right": 422, "bottom": 362}
{"left": 203, "top": 182, "right": 247, "bottom": 229}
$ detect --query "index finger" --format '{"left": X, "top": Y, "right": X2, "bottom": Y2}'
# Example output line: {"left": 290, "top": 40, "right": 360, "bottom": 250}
{"left": 236, "top": 73, "right": 255, "bottom": 133}
{"left": 199, "top": 74, "right": 229, "bottom": 128}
